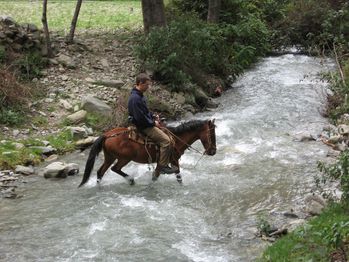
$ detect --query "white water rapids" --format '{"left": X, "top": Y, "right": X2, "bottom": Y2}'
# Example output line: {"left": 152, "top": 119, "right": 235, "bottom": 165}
{"left": 0, "top": 54, "right": 334, "bottom": 261}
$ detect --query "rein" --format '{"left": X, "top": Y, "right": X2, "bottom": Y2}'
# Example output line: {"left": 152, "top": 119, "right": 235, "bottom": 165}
{"left": 164, "top": 128, "right": 205, "bottom": 155}
{"left": 163, "top": 125, "right": 215, "bottom": 155}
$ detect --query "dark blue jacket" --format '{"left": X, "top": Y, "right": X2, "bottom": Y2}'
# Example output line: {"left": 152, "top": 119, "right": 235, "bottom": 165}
{"left": 128, "top": 88, "right": 155, "bottom": 130}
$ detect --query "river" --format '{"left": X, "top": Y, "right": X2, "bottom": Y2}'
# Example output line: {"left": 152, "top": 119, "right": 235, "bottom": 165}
{"left": 0, "top": 54, "right": 334, "bottom": 261}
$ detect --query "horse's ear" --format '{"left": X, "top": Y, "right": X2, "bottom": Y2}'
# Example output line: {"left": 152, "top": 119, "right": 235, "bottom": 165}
{"left": 209, "top": 119, "right": 215, "bottom": 125}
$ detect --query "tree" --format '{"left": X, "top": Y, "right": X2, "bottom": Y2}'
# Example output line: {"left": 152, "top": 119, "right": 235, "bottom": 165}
{"left": 207, "top": 0, "right": 221, "bottom": 23}
{"left": 41, "top": 0, "right": 52, "bottom": 57}
{"left": 67, "top": 0, "right": 83, "bottom": 43}
{"left": 141, "top": 0, "right": 166, "bottom": 34}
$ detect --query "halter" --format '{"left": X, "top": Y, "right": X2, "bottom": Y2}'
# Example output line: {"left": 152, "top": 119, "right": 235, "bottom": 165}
{"left": 165, "top": 122, "right": 216, "bottom": 155}
{"left": 207, "top": 127, "right": 216, "bottom": 152}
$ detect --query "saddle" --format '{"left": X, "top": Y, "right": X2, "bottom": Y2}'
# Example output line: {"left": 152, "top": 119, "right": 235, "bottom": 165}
{"left": 127, "top": 125, "right": 157, "bottom": 145}
{"left": 127, "top": 125, "right": 175, "bottom": 146}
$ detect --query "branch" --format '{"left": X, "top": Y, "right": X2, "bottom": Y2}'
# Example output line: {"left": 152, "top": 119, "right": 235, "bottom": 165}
{"left": 333, "top": 42, "right": 346, "bottom": 85}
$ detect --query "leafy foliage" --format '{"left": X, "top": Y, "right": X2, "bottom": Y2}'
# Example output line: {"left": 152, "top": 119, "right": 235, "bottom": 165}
{"left": 318, "top": 150, "right": 349, "bottom": 205}
{"left": 135, "top": 12, "right": 270, "bottom": 92}
{"left": 0, "top": 68, "right": 34, "bottom": 126}
{"left": 14, "top": 51, "right": 48, "bottom": 80}
{"left": 321, "top": 221, "right": 349, "bottom": 250}
{"left": 135, "top": 15, "right": 233, "bottom": 92}
{"left": 259, "top": 204, "right": 349, "bottom": 262}
{"left": 272, "top": 0, "right": 349, "bottom": 51}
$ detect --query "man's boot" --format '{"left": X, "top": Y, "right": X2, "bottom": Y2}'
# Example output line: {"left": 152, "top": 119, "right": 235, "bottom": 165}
{"left": 159, "top": 165, "right": 179, "bottom": 174}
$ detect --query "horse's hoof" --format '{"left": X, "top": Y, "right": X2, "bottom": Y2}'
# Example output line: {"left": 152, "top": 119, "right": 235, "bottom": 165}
{"left": 176, "top": 175, "right": 182, "bottom": 184}
{"left": 152, "top": 176, "right": 158, "bottom": 182}
{"left": 129, "top": 178, "right": 135, "bottom": 186}
{"left": 97, "top": 178, "right": 101, "bottom": 184}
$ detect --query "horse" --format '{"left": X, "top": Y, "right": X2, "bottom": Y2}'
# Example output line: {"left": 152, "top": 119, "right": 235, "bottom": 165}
{"left": 78, "top": 119, "right": 216, "bottom": 187}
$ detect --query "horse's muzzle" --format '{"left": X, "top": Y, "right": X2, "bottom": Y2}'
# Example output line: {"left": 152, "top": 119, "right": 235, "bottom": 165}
{"left": 206, "top": 148, "right": 216, "bottom": 156}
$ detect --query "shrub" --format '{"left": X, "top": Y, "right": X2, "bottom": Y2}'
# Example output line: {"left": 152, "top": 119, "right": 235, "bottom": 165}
{"left": 14, "top": 51, "right": 48, "bottom": 80}
{"left": 135, "top": 15, "right": 233, "bottom": 92}
{"left": 0, "top": 68, "right": 34, "bottom": 125}
{"left": 318, "top": 150, "right": 349, "bottom": 205}
{"left": 0, "top": 45, "right": 5, "bottom": 63}
{"left": 0, "top": 109, "right": 24, "bottom": 126}
{"left": 273, "top": 0, "right": 349, "bottom": 51}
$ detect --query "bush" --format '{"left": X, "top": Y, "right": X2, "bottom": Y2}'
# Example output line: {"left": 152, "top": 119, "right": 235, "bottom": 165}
{"left": 136, "top": 12, "right": 271, "bottom": 92}
{"left": 0, "top": 68, "right": 32, "bottom": 106}
{"left": 0, "top": 109, "right": 24, "bottom": 126}
{"left": 135, "top": 15, "right": 233, "bottom": 92}
{"left": 0, "top": 68, "right": 34, "bottom": 126}
{"left": 318, "top": 150, "right": 349, "bottom": 205}
{"left": 273, "top": 0, "right": 349, "bottom": 51}
{"left": 14, "top": 51, "right": 48, "bottom": 80}
{"left": 0, "top": 45, "right": 5, "bottom": 63}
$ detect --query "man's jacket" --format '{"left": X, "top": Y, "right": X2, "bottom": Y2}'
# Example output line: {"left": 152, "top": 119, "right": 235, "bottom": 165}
{"left": 128, "top": 88, "right": 155, "bottom": 130}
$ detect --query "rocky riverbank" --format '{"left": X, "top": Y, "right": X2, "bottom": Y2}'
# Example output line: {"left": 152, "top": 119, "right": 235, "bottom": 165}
{"left": 0, "top": 16, "right": 221, "bottom": 198}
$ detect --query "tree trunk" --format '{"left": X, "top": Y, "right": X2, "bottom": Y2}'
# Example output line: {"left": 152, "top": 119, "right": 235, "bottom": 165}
{"left": 141, "top": 0, "right": 166, "bottom": 34}
{"left": 207, "top": 0, "right": 221, "bottom": 23}
{"left": 41, "top": 0, "right": 52, "bottom": 57}
{"left": 67, "top": 0, "right": 83, "bottom": 43}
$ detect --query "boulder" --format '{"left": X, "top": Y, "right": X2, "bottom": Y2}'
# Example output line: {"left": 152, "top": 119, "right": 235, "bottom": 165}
{"left": 57, "top": 54, "right": 76, "bottom": 69}
{"left": 75, "top": 136, "right": 98, "bottom": 150}
{"left": 66, "top": 110, "right": 87, "bottom": 124}
{"left": 59, "top": 99, "right": 73, "bottom": 110}
{"left": 68, "top": 126, "right": 88, "bottom": 140}
{"left": 15, "top": 165, "right": 35, "bottom": 175}
{"left": 65, "top": 163, "right": 79, "bottom": 176}
{"left": 43, "top": 162, "right": 67, "bottom": 178}
{"left": 81, "top": 95, "right": 112, "bottom": 116}
{"left": 29, "top": 146, "right": 56, "bottom": 156}
{"left": 305, "top": 194, "right": 327, "bottom": 216}
{"left": 293, "top": 131, "right": 316, "bottom": 142}
{"left": 338, "top": 124, "right": 349, "bottom": 135}
{"left": 43, "top": 161, "right": 79, "bottom": 179}
{"left": 91, "top": 79, "right": 124, "bottom": 88}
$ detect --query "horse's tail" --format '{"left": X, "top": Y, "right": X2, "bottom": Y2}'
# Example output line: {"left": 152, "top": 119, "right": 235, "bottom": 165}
{"left": 78, "top": 135, "right": 105, "bottom": 188}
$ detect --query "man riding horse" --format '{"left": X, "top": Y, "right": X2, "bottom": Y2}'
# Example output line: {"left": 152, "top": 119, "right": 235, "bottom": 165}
{"left": 78, "top": 74, "right": 216, "bottom": 187}
{"left": 128, "top": 73, "right": 179, "bottom": 174}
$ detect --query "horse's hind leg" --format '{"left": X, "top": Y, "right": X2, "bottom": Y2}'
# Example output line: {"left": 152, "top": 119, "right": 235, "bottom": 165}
{"left": 97, "top": 154, "right": 115, "bottom": 184}
{"left": 111, "top": 159, "right": 134, "bottom": 185}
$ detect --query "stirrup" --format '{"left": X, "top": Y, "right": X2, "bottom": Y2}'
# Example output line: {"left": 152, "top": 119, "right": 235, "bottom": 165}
{"left": 159, "top": 165, "right": 179, "bottom": 174}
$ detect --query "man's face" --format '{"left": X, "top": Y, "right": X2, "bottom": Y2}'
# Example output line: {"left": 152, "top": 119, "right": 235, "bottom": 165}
{"left": 138, "top": 80, "right": 151, "bottom": 92}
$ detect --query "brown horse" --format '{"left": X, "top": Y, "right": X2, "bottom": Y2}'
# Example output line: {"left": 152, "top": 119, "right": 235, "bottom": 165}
{"left": 78, "top": 119, "right": 216, "bottom": 187}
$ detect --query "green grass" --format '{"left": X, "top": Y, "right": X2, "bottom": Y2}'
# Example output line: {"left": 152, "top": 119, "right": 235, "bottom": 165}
{"left": 0, "top": 129, "right": 75, "bottom": 169}
{"left": 258, "top": 204, "right": 349, "bottom": 262}
{"left": 0, "top": 1, "right": 142, "bottom": 32}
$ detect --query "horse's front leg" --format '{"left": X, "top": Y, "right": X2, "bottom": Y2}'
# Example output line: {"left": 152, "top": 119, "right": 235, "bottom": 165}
{"left": 175, "top": 172, "right": 182, "bottom": 184}
{"left": 172, "top": 160, "right": 182, "bottom": 184}
{"left": 152, "top": 165, "right": 161, "bottom": 182}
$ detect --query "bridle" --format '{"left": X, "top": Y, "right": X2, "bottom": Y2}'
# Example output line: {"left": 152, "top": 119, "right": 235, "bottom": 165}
{"left": 165, "top": 121, "right": 216, "bottom": 155}
{"left": 204, "top": 125, "right": 216, "bottom": 154}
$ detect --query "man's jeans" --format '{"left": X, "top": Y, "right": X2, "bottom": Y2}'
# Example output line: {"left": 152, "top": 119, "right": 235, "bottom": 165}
{"left": 142, "top": 126, "right": 172, "bottom": 166}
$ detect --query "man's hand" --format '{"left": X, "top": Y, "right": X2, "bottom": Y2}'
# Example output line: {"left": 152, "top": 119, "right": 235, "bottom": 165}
{"left": 154, "top": 113, "right": 160, "bottom": 122}
{"left": 155, "top": 120, "right": 161, "bottom": 128}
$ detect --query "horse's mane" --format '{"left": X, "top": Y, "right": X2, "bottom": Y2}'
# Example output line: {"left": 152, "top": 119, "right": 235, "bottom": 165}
{"left": 167, "top": 119, "right": 207, "bottom": 134}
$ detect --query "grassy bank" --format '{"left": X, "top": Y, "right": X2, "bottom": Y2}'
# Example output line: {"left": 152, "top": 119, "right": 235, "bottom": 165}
{"left": 259, "top": 204, "right": 349, "bottom": 261}
{"left": 0, "top": 129, "right": 75, "bottom": 169}
{"left": 0, "top": 1, "right": 142, "bottom": 32}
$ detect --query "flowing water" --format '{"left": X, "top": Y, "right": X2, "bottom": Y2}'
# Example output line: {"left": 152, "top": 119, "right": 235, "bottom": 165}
{"left": 0, "top": 55, "right": 334, "bottom": 261}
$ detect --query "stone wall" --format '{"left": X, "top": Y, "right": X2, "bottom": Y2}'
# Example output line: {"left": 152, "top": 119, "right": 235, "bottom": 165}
{"left": 0, "top": 16, "right": 45, "bottom": 56}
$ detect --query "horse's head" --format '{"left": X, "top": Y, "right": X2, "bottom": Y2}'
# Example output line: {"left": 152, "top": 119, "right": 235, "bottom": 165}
{"left": 200, "top": 119, "right": 217, "bottom": 156}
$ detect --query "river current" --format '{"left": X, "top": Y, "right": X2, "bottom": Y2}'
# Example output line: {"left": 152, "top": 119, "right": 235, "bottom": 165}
{"left": 0, "top": 54, "right": 334, "bottom": 261}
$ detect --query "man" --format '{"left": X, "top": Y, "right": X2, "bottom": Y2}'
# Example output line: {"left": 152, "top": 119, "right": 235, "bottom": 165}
{"left": 128, "top": 73, "right": 178, "bottom": 174}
